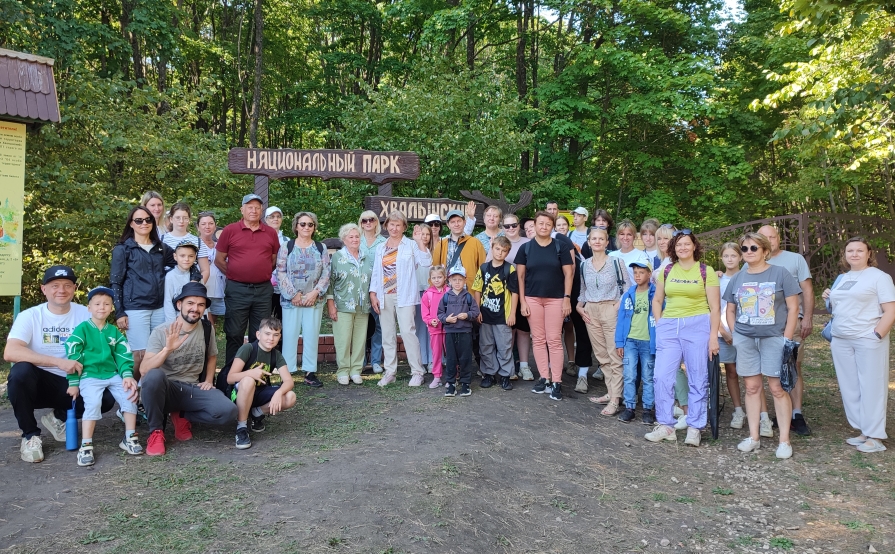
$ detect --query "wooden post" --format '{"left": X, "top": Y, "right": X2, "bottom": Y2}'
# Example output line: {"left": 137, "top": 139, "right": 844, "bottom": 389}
{"left": 254, "top": 175, "right": 269, "bottom": 209}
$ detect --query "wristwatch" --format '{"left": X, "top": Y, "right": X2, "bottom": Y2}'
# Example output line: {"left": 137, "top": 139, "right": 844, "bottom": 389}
{"left": 563, "top": 294, "right": 571, "bottom": 299}
{"left": 874, "top": 331, "right": 882, "bottom": 339}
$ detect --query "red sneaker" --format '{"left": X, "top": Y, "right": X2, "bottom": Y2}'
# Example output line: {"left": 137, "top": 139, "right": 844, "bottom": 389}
{"left": 146, "top": 430, "right": 166, "bottom": 456}
{"left": 170, "top": 412, "right": 193, "bottom": 441}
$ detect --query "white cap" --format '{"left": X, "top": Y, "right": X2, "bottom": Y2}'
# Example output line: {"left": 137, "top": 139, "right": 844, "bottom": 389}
{"left": 424, "top": 214, "right": 442, "bottom": 224}
{"left": 572, "top": 207, "right": 589, "bottom": 218}
{"left": 265, "top": 206, "right": 283, "bottom": 218}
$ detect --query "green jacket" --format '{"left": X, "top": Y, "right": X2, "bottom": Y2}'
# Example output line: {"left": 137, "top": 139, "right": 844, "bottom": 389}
{"left": 65, "top": 319, "right": 134, "bottom": 386}
{"left": 327, "top": 247, "right": 374, "bottom": 313}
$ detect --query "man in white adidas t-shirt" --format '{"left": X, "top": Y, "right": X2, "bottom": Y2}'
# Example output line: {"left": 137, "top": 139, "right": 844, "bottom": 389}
{"left": 5, "top": 265, "right": 114, "bottom": 463}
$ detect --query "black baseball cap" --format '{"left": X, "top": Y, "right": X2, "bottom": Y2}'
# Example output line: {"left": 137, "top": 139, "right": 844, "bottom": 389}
{"left": 42, "top": 265, "right": 77, "bottom": 285}
{"left": 172, "top": 281, "right": 210, "bottom": 309}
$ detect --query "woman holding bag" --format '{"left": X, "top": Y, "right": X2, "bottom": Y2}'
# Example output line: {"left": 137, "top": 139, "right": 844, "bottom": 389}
{"left": 823, "top": 237, "right": 895, "bottom": 453}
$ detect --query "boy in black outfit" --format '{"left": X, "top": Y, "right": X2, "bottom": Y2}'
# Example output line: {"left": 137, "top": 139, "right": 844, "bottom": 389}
{"left": 438, "top": 267, "right": 480, "bottom": 397}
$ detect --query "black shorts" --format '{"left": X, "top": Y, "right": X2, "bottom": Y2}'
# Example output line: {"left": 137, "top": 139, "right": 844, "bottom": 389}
{"left": 232, "top": 383, "right": 279, "bottom": 407}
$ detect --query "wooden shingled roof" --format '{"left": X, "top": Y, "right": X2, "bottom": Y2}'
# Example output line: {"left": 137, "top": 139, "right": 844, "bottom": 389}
{"left": 0, "top": 48, "right": 60, "bottom": 124}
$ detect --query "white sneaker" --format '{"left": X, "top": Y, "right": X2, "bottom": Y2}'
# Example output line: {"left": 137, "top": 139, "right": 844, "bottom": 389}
{"left": 684, "top": 427, "right": 701, "bottom": 447}
{"left": 846, "top": 435, "right": 868, "bottom": 446}
{"left": 759, "top": 417, "right": 774, "bottom": 438}
{"left": 378, "top": 373, "right": 396, "bottom": 387}
{"left": 520, "top": 365, "right": 534, "bottom": 381}
{"left": 737, "top": 437, "right": 761, "bottom": 452}
{"left": 119, "top": 435, "right": 143, "bottom": 455}
{"left": 77, "top": 444, "right": 95, "bottom": 466}
{"left": 372, "top": 363, "right": 384, "bottom": 374}
{"left": 428, "top": 377, "right": 442, "bottom": 389}
{"left": 730, "top": 410, "right": 745, "bottom": 429}
{"left": 337, "top": 375, "right": 350, "bottom": 385}
{"left": 351, "top": 375, "right": 364, "bottom": 385}
{"left": 856, "top": 439, "right": 887, "bottom": 453}
{"left": 591, "top": 367, "right": 605, "bottom": 380}
{"left": 645, "top": 424, "right": 677, "bottom": 442}
{"left": 674, "top": 414, "right": 688, "bottom": 430}
{"left": 20, "top": 436, "right": 44, "bottom": 463}
{"left": 574, "top": 377, "right": 588, "bottom": 394}
{"left": 776, "top": 442, "right": 793, "bottom": 459}
{"left": 41, "top": 413, "right": 66, "bottom": 442}
{"left": 408, "top": 374, "right": 424, "bottom": 387}
{"left": 673, "top": 406, "right": 684, "bottom": 418}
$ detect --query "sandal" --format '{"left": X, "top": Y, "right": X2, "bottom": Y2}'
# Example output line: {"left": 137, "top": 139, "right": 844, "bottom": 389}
{"left": 601, "top": 401, "right": 620, "bottom": 416}
{"left": 589, "top": 395, "right": 611, "bottom": 405}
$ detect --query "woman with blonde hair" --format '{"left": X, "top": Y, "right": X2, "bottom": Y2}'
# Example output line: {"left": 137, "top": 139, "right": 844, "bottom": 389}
{"left": 823, "top": 237, "right": 895, "bottom": 453}
{"left": 413, "top": 223, "right": 435, "bottom": 371}
{"left": 140, "top": 191, "right": 168, "bottom": 236}
{"left": 359, "top": 210, "right": 387, "bottom": 373}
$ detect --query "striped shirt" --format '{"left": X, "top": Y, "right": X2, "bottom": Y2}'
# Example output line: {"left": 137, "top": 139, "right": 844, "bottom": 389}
{"left": 382, "top": 245, "right": 398, "bottom": 294}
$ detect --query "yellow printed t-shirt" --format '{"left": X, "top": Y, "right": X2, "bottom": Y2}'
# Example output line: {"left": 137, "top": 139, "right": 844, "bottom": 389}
{"left": 662, "top": 263, "right": 719, "bottom": 318}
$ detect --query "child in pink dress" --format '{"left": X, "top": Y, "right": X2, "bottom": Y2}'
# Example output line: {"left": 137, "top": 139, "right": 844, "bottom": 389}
{"left": 421, "top": 265, "right": 449, "bottom": 388}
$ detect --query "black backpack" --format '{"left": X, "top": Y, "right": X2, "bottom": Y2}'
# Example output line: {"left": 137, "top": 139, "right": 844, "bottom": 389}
{"left": 286, "top": 239, "right": 325, "bottom": 256}
{"left": 215, "top": 341, "right": 262, "bottom": 398}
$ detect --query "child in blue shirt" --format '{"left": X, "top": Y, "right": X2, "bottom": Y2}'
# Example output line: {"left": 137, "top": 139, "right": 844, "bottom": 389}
{"left": 615, "top": 261, "right": 657, "bottom": 424}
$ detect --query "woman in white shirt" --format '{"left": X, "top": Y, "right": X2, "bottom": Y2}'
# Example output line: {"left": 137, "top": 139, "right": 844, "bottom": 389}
{"left": 823, "top": 237, "right": 895, "bottom": 453}
{"left": 370, "top": 210, "right": 432, "bottom": 387}
{"left": 609, "top": 219, "right": 650, "bottom": 283}
{"left": 161, "top": 202, "right": 210, "bottom": 283}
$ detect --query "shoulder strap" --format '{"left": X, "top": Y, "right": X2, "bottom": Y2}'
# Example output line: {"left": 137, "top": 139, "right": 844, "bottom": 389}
{"left": 700, "top": 263, "right": 707, "bottom": 286}
{"left": 200, "top": 318, "right": 213, "bottom": 382}
{"left": 663, "top": 262, "right": 673, "bottom": 283}
{"left": 315, "top": 241, "right": 325, "bottom": 255}
{"left": 612, "top": 258, "right": 626, "bottom": 296}
{"left": 287, "top": 238, "right": 295, "bottom": 255}
{"left": 447, "top": 237, "right": 467, "bottom": 270}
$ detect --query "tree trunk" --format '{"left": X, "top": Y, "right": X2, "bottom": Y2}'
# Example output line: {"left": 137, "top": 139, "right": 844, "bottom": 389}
{"left": 516, "top": 0, "right": 529, "bottom": 171}
{"left": 466, "top": 18, "right": 475, "bottom": 70}
{"left": 249, "top": 0, "right": 264, "bottom": 148}
{"left": 120, "top": 0, "right": 144, "bottom": 83}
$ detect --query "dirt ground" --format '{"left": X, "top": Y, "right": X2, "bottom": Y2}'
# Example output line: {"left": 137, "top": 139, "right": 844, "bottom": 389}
{"left": 1, "top": 319, "right": 893, "bottom": 553}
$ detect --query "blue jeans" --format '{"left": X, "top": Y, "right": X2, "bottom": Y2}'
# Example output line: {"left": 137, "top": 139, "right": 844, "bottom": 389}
{"left": 623, "top": 338, "right": 655, "bottom": 410}
{"left": 367, "top": 307, "right": 383, "bottom": 367}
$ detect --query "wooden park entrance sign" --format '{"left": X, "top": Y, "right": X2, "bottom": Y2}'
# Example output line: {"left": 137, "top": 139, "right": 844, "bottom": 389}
{"left": 228, "top": 147, "right": 532, "bottom": 223}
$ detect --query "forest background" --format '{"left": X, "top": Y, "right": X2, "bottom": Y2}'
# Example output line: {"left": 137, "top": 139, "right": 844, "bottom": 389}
{"left": 2, "top": 0, "right": 894, "bottom": 302}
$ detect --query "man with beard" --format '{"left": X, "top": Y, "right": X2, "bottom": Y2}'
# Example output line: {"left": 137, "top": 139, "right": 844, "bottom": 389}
{"left": 140, "top": 282, "right": 237, "bottom": 455}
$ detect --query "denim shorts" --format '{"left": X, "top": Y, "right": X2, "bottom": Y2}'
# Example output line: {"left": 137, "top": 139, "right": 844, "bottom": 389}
{"left": 79, "top": 376, "right": 137, "bottom": 420}
{"left": 208, "top": 297, "right": 226, "bottom": 316}
{"left": 718, "top": 340, "right": 737, "bottom": 364}
{"left": 732, "top": 333, "right": 784, "bottom": 378}
{"left": 125, "top": 308, "right": 166, "bottom": 350}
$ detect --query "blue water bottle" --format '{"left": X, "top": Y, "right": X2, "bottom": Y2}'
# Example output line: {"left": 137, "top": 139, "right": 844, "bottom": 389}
{"left": 65, "top": 400, "right": 78, "bottom": 451}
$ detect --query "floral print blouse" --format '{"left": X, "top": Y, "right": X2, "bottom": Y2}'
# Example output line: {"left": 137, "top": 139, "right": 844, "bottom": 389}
{"left": 327, "top": 247, "right": 374, "bottom": 313}
{"left": 277, "top": 241, "right": 331, "bottom": 306}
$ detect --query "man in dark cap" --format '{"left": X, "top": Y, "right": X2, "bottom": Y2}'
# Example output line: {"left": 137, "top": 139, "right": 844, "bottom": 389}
{"left": 140, "top": 282, "right": 237, "bottom": 456}
{"left": 5, "top": 265, "right": 115, "bottom": 463}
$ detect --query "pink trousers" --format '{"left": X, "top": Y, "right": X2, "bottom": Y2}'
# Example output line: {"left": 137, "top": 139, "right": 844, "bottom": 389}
{"left": 429, "top": 332, "right": 445, "bottom": 378}
{"left": 526, "top": 296, "right": 565, "bottom": 383}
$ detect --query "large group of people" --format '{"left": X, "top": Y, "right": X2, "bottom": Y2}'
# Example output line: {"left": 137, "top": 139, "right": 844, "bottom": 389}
{"left": 4, "top": 193, "right": 893, "bottom": 467}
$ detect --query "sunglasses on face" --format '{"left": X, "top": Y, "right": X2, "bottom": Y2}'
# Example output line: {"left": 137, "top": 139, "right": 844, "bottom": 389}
{"left": 361, "top": 218, "right": 376, "bottom": 224}
{"left": 503, "top": 223, "right": 519, "bottom": 229}
{"left": 298, "top": 222, "right": 315, "bottom": 228}
{"left": 132, "top": 217, "right": 153, "bottom": 225}
{"left": 741, "top": 245, "right": 760, "bottom": 252}
{"left": 673, "top": 229, "right": 692, "bottom": 237}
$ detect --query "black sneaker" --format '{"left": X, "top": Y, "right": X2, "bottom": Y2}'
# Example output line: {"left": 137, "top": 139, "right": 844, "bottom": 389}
{"left": 532, "top": 378, "right": 548, "bottom": 394}
{"left": 500, "top": 376, "right": 513, "bottom": 391}
{"left": 460, "top": 383, "right": 472, "bottom": 397}
{"left": 250, "top": 415, "right": 266, "bottom": 432}
{"left": 480, "top": 375, "right": 494, "bottom": 388}
{"left": 641, "top": 409, "right": 656, "bottom": 425}
{"left": 549, "top": 383, "right": 562, "bottom": 401}
{"left": 791, "top": 414, "right": 812, "bottom": 436}
{"left": 235, "top": 427, "right": 252, "bottom": 449}
{"left": 617, "top": 408, "right": 636, "bottom": 423}
{"left": 444, "top": 383, "right": 456, "bottom": 397}
{"left": 304, "top": 373, "right": 324, "bottom": 388}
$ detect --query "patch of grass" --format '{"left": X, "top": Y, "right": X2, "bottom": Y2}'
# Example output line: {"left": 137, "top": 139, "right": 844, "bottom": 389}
{"left": 652, "top": 493, "right": 668, "bottom": 501}
{"left": 841, "top": 520, "right": 874, "bottom": 531}
{"left": 769, "top": 537, "right": 793, "bottom": 549}
{"left": 328, "top": 536, "right": 346, "bottom": 547}
{"left": 730, "top": 535, "right": 755, "bottom": 548}
{"left": 799, "top": 502, "right": 811, "bottom": 510}
{"left": 851, "top": 452, "right": 875, "bottom": 470}
{"left": 80, "top": 531, "right": 116, "bottom": 545}
{"left": 712, "top": 487, "right": 733, "bottom": 496}
{"left": 441, "top": 458, "right": 460, "bottom": 476}
{"left": 496, "top": 535, "right": 510, "bottom": 546}
{"left": 550, "top": 497, "right": 577, "bottom": 515}
{"left": 676, "top": 496, "right": 696, "bottom": 504}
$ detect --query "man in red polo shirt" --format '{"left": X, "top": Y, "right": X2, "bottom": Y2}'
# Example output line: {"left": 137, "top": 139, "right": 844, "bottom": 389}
{"left": 215, "top": 194, "right": 282, "bottom": 364}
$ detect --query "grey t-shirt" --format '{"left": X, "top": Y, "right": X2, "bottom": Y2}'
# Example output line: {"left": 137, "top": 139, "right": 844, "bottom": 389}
{"left": 146, "top": 321, "right": 217, "bottom": 383}
{"left": 769, "top": 250, "right": 811, "bottom": 315}
{"left": 724, "top": 265, "right": 802, "bottom": 338}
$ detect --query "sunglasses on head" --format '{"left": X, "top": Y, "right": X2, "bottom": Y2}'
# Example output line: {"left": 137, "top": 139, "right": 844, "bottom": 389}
{"left": 672, "top": 229, "right": 692, "bottom": 237}
{"left": 197, "top": 211, "right": 215, "bottom": 219}
{"left": 298, "top": 222, "right": 315, "bottom": 228}
{"left": 741, "top": 245, "right": 760, "bottom": 252}
{"left": 503, "top": 223, "right": 519, "bottom": 229}
{"left": 132, "top": 217, "right": 153, "bottom": 225}
{"left": 361, "top": 218, "right": 376, "bottom": 224}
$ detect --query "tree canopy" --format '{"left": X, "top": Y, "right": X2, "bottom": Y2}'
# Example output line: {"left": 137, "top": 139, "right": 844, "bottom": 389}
{"left": 2, "top": 0, "right": 893, "bottom": 300}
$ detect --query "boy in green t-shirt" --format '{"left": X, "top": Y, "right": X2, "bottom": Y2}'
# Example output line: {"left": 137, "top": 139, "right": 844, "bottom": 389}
{"left": 65, "top": 287, "right": 141, "bottom": 466}
{"left": 614, "top": 262, "right": 656, "bottom": 425}
{"left": 226, "top": 317, "right": 296, "bottom": 450}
